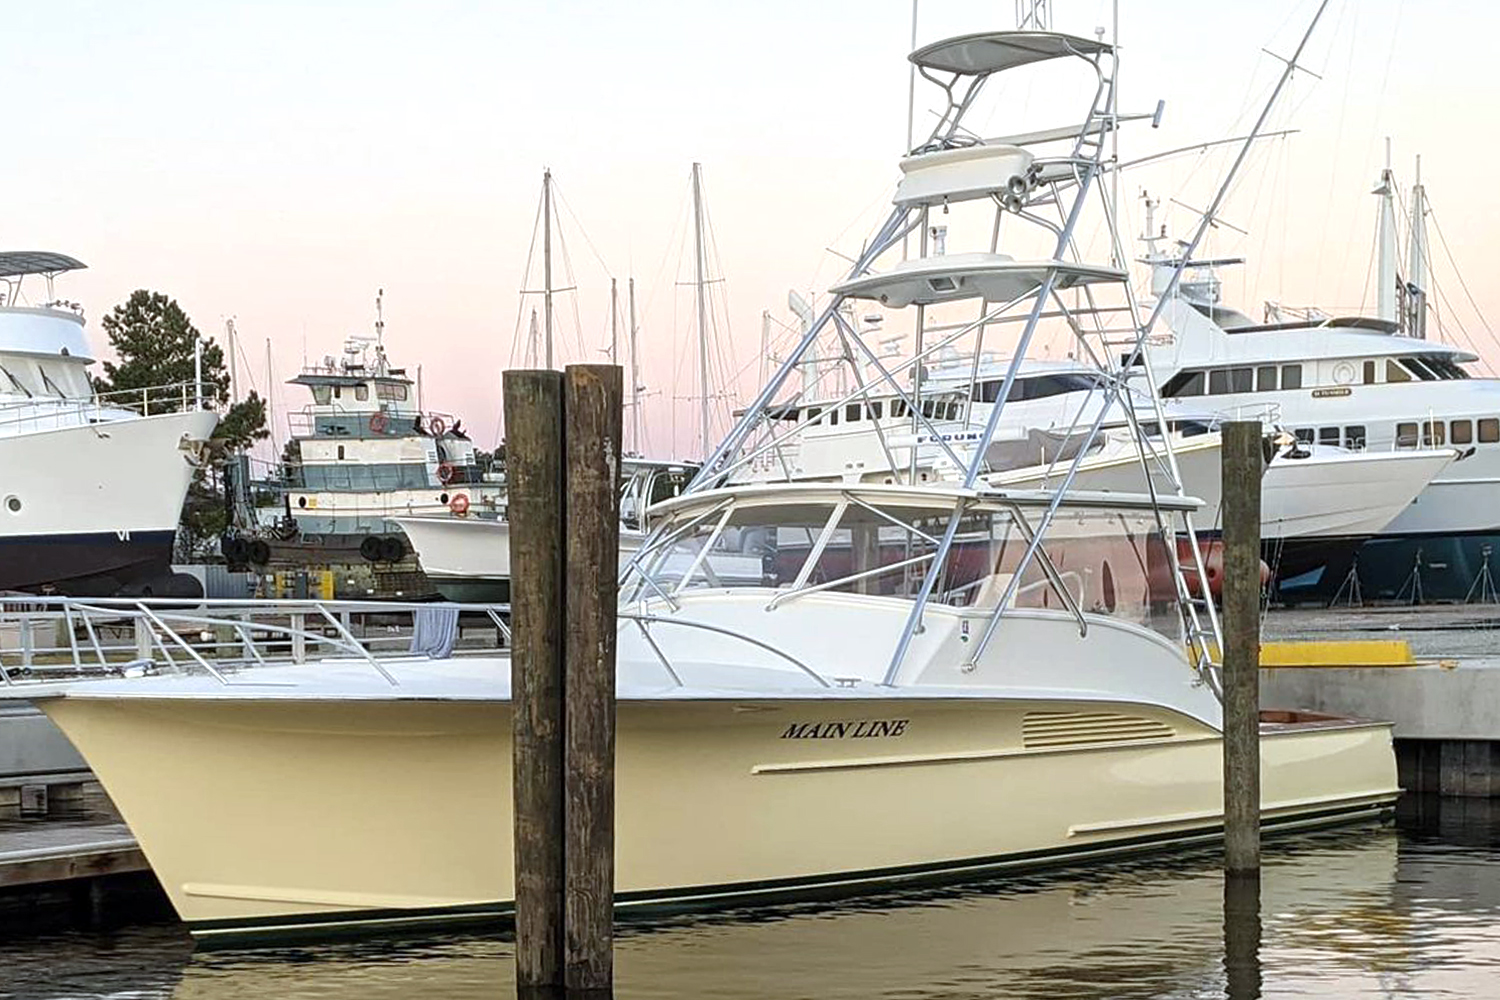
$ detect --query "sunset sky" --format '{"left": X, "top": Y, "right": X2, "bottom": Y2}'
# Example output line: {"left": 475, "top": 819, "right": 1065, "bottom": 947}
{"left": 4, "top": 0, "right": 1493, "bottom": 464}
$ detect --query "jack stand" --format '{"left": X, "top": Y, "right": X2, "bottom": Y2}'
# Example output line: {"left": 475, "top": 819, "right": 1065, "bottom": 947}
{"left": 1328, "top": 554, "right": 1363, "bottom": 608}
{"left": 1466, "top": 544, "right": 1499, "bottom": 604}
{"left": 1395, "top": 547, "right": 1426, "bottom": 606}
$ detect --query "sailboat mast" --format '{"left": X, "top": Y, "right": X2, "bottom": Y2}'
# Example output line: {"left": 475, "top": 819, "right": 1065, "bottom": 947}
{"left": 1408, "top": 154, "right": 1428, "bottom": 339}
{"left": 543, "top": 168, "right": 555, "bottom": 369}
{"left": 628, "top": 277, "right": 642, "bottom": 454}
{"left": 265, "top": 337, "right": 278, "bottom": 456}
{"left": 609, "top": 278, "right": 619, "bottom": 365}
{"left": 1376, "top": 137, "right": 1398, "bottom": 323}
{"left": 691, "top": 162, "right": 711, "bottom": 460}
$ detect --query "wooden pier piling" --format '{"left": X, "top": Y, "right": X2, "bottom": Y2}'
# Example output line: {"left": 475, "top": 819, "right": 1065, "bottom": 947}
{"left": 505, "top": 370, "right": 568, "bottom": 992}
{"left": 506, "top": 365, "right": 622, "bottom": 997}
{"left": 562, "top": 365, "right": 622, "bottom": 994}
{"left": 1221, "top": 421, "right": 1263, "bottom": 874}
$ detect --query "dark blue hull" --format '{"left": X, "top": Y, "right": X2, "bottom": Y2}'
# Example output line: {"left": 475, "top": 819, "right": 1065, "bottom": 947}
{"left": 1278, "top": 532, "right": 1500, "bottom": 603}
{"left": 0, "top": 529, "right": 178, "bottom": 596}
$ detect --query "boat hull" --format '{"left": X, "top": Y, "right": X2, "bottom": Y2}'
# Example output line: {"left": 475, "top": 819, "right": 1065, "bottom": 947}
{"left": 40, "top": 693, "right": 1397, "bottom": 943}
{"left": 0, "top": 410, "right": 217, "bottom": 594}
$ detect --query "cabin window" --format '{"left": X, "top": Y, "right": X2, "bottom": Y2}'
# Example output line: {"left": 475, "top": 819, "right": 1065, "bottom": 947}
{"left": 846, "top": 404, "right": 861, "bottom": 423}
{"left": 829, "top": 409, "right": 839, "bottom": 426}
{"left": 377, "top": 383, "right": 408, "bottom": 401}
{"left": 1452, "top": 420, "right": 1473, "bottom": 445}
{"left": 1318, "top": 427, "right": 1340, "bottom": 447}
{"left": 1280, "top": 365, "right": 1303, "bottom": 390}
{"left": 1362, "top": 360, "right": 1377, "bottom": 385}
{"left": 1405, "top": 358, "right": 1439, "bottom": 381}
{"left": 1386, "top": 360, "right": 1411, "bottom": 383}
{"left": 356, "top": 385, "right": 369, "bottom": 401}
{"left": 1396, "top": 422, "right": 1419, "bottom": 448}
{"left": 1230, "top": 368, "right": 1253, "bottom": 393}
{"left": 1294, "top": 428, "right": 1314, "bottom": 444}
{"left": 0, "top": 364, "right": 30, "bottom": 397}
{"left": 1482, "top": 419, "right": 1500, "bottom": 444}
{"left": 869, "top": 401, "right": 883, "bottom": 419}
{"left": 333, "top": 386, "right": 342, "bottom": 399}
{"left": 890, "top": 400, "right": 906, "bottom": 419}
{"left": 311, "top": 385, "right": 332, "bottom": 405}
{"left": 1256, "top": 366, "right": 1278, "bottom": 392}
{"left": 337, "top": 445, "right": 346, "bottom": 460}
{"left": 1423, "top": 420, "right": 1445, "bottom": 446}
{"left": 1345, "top": 426, "right": 1366, "bottom": 450}
{"left": 1163, "top": 370, "right": 1205, "bottom": 398}
{"left": 1208, "top": 370, "right": 1229, "bottom": 395}
{"left": 804, "top": 407, "right": 822, "bottom": 424}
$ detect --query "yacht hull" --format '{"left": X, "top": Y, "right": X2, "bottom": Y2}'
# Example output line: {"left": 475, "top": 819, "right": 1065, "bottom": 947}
{"left": 0, "top": 410, "right": 216, "bottom": 594}
{"left": 40, "top": 694, "right": 1397, "bottom": 943}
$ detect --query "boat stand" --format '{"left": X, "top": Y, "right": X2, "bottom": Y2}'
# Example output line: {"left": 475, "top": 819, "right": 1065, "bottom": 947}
{"left": 1394, "top": 548, "right": 1426, "bottom": 606}
{"left": 1466, "top": 544, "right": 1499, "bottom": 604}
{"left": 1328, "top": 554, "right": 1364, "bottom": 609}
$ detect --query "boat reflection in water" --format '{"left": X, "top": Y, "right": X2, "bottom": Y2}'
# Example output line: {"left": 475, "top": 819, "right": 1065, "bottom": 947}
{"left": 144, "top": 813, "right": 1500, "bottom": 1000}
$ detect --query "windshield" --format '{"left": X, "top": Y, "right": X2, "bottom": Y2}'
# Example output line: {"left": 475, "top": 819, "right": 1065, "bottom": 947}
{"left": 625, "top": 497, "right": 1182, "bottom": 639}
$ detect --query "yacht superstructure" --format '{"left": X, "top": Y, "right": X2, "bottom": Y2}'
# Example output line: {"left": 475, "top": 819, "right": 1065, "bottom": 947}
{"left": 0, "top": 252, "right": 217, "bottom": 595}
{"left": 26, "top": 16, "right": 1396, "bottom": 943}
{"left": 1141, "top": 187, "right": 1500, "bottom": 597}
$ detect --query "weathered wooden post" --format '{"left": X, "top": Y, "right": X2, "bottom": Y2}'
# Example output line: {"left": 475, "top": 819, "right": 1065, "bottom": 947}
{"left": 505, "top": 370, "right": 568, "bottom": 994}
{"left": 562, "top": 365, "right": 622, "bottom": 994}
{"left": 1221, "top": 420, "right": 1262, "bottom": 874}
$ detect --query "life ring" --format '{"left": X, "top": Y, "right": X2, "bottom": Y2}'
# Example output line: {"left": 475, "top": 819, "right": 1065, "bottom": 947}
{"left": 449, "top": 493, "right": 470, "bottom": 516}
{"left": 369, "top": 412, "right": 389, "bottom": 434}
{"left": 437, "top": 461, "right": 456, "bottom": 484}
{"left": 429, "top": 416, "right": 447, "bottom": 437}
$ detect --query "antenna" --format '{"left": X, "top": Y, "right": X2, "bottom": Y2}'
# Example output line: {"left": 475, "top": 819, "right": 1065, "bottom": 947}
{"left": 225, "top": 317, "right": 239, "bottom": 406}
{"left": 628, "top": 276, "right": 642, "bottom": 454}
{"left": 374, "top": 288, "right": 385, "bottom": 344}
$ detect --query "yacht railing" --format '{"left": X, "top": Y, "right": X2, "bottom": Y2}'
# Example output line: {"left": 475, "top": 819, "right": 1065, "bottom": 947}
{"left": 0, "top": 597, "right": 512, "bottom": 689}
{"left": 0, "top": 380, "right": 209, "bottom": 434}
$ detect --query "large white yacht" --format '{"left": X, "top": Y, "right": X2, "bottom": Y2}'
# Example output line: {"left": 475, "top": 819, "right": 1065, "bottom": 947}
{"left": 1140, "top": 183, "right": 1500, "bottom": 598}
{"left": 738, "top": 357, "right": 1451, "bottom": 585}
{"left": 0, "top": 252, "right": 217, "bottom": 595}
{"left": 28, "top": 24, "right": 1395, "bottom": 942}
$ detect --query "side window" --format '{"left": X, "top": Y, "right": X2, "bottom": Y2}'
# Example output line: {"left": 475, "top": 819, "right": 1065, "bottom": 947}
{"left": 336, "top": 445, "right": 346, "bottom": 460}
{"left": 804, "top": 406, "right": 822, "bottom": 425}
{"left": 846, "top": 404, "right": 861, "bottom": 423}
{"left": 1164, "top": 370, "right": 1205, "bottom": 397}
{"left": 870, "top": 401, "right": 883, "bottom": 419}
{"left": 890, "top": 400, "right": 906, "bottom": 419}
{"left": 1345, "top": 426, "right": 1366, "bottom": 450}
{"left": 356, "top": 385, "right": 370, "bottom": 401}
{"left": 1452, "top": 420, "right": 1474, "bottom": 446}
{"left": 1294, "top": 428, "right": 1314, "bottom": 444}
{"left": 1256, "top": 366, "right": 1278, "bottom": 392}
{"left": 311, "top": 385, "right": 332, "bottom": 405}
{"left": 1423, "top": 420, "right": 1446, "bottom": 446}
{"left": 1396, "top": 422, "right": 1419, "bottom": 448}
{"left": 1318, "top": 427, "right": 1340, "bottom": 446}
{"left": 1230, "top": 368, "right": 1253, "bottom": 393}
{"left": 1386, "top": 360, "right": 1411, "bottom": 383}
{"left": 1281, "top": 364, "right": 1303, "bottom": 390}
{"left": 1209, "top": 370, "right": 1230, "bottom": 395}
{"left": 1481, "top": 418, "right": 1500, "bottom": 444}
{"left": 1363, "top": 360, "right": 1376, "bottom": 384}
{"left": 829, "top": 408, "right": 840, "bottom": 426}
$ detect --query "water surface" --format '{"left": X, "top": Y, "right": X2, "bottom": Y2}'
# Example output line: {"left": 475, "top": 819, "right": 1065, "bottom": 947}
{"left": 4, "top": 796, "right": 1499, "bottom": 999}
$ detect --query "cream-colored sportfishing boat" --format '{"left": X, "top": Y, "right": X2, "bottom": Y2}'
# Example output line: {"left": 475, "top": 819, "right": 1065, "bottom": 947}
{"left": 25, "top": 19, "right": 1395, "bottom": 944}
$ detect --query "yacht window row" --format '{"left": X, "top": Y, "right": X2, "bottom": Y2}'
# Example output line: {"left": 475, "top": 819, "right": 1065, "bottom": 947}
{"left": 1291, "top": 418, "right": 1500, "bottom": 451}
{"left": 1164, "top": 354, "right": 1468, "bottom": 399}
{"left": 795, "top": 397, "right": 965, "bottom": 426}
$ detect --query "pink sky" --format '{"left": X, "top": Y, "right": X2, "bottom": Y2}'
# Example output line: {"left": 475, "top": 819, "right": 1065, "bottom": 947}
{"left": 5, "top": 0, "right": 1494, "bottom": 465}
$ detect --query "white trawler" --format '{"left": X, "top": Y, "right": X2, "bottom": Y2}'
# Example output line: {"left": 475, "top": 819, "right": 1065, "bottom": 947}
{"left": 0, "top": 252, "right": 217, "bottom": 595}
{"left": 224, "top": 295, "right": 503, "bottom": 570}
{"left": 29, "top": 18, "right": 1395, "bottom": 943}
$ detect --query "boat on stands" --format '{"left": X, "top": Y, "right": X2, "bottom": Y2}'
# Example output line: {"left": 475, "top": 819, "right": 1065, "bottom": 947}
{"left": 0, "top": 252, "right": 217, "bottom": 596}
{"left": 27, "top": 21, "right": 1395, "bottom": 943}
{"left": 741, "top": 357, "right": 1451, "bottom": 584}
{"left": 1140, "top": 166, "right": 1500, "bottom": 599}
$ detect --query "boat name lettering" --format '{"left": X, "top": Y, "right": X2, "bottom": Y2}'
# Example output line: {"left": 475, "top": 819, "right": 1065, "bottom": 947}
{"left": 916, "top": 432, "right": 982, "bottom": 445}
{"left": 1311, "top": 387, "right": 1352, "bottom": 398}
{"left": 779, "top": 719, "right": 909, "bottom": 740}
